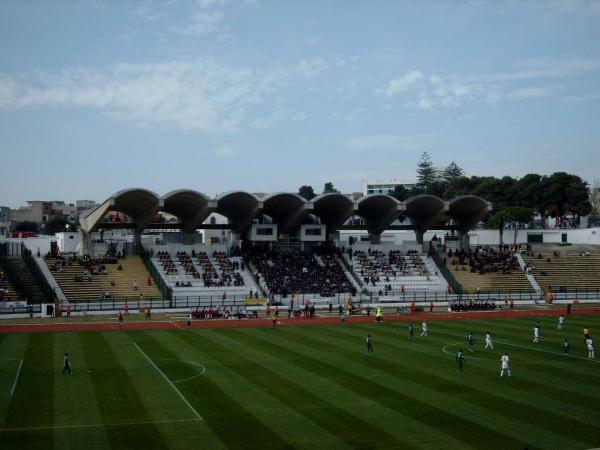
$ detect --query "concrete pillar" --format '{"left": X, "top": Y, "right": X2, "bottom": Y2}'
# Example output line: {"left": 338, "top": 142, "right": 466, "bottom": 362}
{"left": 415, "top": 230, "right": 424, "bottom": 245}
{"left": 370, "top": 233, "right": 381, "bottom": 244}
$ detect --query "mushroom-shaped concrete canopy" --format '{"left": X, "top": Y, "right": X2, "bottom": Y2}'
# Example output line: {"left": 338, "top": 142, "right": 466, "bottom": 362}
{"left": 448, "top": 195, "right": 491, "bottom": 232}
{"left": 80, "top": 188, "right": 160, "bottom": 233}
{"left": 404, "top": 195, "right": 446, "bottom": 241}
{"left": 214, "top": 191, "right": 261, "bottom": 233}
{"left": 262, "top": 192, "right": 311, "bottom": 234}
{"left": 311, "top": 193, "right": 356, "bottom": 233}
{"left": 162, "top": 189, "right": 212, "bottom": 233}
{"left": 356, "top": 194, "right": 403, "bottom": 236}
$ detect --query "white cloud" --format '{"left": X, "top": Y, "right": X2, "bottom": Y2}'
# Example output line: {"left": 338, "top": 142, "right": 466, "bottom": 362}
{"left": 177, "top": 11, "right": 224, "bottom": 35}
{"left": 346, "top": 134, "right": 428, "bottom": 152}
{"left": 509, "top": 87, "right": 550, "bottom": 99}
{"left": 382, "top": 70, "right": 424, "bottom": 96}
{"left": 295, "top": 57, "right": 328, "bottom": 78}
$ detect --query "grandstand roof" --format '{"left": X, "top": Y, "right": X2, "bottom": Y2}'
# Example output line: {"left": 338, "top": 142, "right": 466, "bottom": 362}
{"left": 80, "top": 189, "right": 491, "bottom": 236}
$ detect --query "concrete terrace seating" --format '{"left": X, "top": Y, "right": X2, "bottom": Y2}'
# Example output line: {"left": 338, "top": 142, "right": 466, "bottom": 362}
{"left": 0, "top": 272, "right": 18, "bottom": 301}
{"left": 523, "top": 249, "right": 600, "bottom": 293}
{"left": 245, "top": 247, "right": 353, "bottom": 297}
{"left": 448, "top": 247, "right": 533, "bottom": 293}
{"left": 151, "top": 251, "right": 257, "bottom": 299}
{"left": 45, "top": 255, "right": 161, "bottom": 300}
{"left": 349, "top": 249, "right": 448, "bottom": 294}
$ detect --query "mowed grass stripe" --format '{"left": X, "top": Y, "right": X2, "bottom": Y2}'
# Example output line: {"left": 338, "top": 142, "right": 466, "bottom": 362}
{"left": 348, "top": 323, "right": 600, "bottom": 426}
{"left": 0, "top": 333, "right": 55, "bottom": 450}
{"left": 79, "top": 332, "right": 169, "bottom": 450}
{"left": 432, "top": 319, "right": 600, "bottom": 382}
{"left": 158, "top": 330, "right": 353, "bottom": 450}
{"left": 224, "top": 328, "right": 476, "bottom": 450}
{"left": 324, "top": 325, "right": 599, "bottom": 448}
{"left": 53, "top": 332, "right": 111, "bottom": 450}
{"left": 248, "top": 326, "right": 534, "bottom": 450}
{"left": 134, "top": 330, "right": 292, "bottom": 450}
{"left": 179, "top": 329, "right": 405, "bottom": 449}
{"left": 368, "top": 323, "right": 600, "bottom": 410}
{"left": 284, "top": 325, "right": 591, "bottom": 450}
{"left": 0, "top": 333, "right": 29, "bottom": 428}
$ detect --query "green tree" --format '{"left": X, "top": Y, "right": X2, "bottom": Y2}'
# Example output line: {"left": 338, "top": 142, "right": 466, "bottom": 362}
{"left": 443, "top": 161, "right": 464, "bottom": 183}
{"left": 14, "top": 221, "right": 39, "bottom": 233}
{"left": 323, "top": 182, "right": 339, "bottom": 194}
{"left": 486, "top": 210, "right": 512, "bottom": 253}
{"left": 391, "top": 185, "right": 409, "bottom": 201}
{"left": 540, "top": 172, "right": 592, "bottom": 225}
{"left": 298, "top": 185, "right": 316, "bottom": 200}
{"left": 504, "top": 206, "right": 535, "bottom": 246}
{"left": 416, "top": 152, "right": 436, "bottom": 193}
{"left": 44, "top": 216, "right": 78, "bottom": 235}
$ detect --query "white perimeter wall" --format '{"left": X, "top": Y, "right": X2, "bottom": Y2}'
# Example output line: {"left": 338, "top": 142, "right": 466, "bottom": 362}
{"left": 469, "top": 228, "right": 600, "bottom": 246}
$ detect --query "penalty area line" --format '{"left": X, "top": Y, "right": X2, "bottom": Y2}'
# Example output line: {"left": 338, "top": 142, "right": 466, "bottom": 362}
{"left": 435, "top": 329, "right": 600, "bottom": 364}
{"left": 133, "top": 343, "right": 203, "bottom": 421}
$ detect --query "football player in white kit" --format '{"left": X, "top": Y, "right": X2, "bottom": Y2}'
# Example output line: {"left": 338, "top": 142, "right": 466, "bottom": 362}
{"left": 533, "top": 324, "right": 541, "bottom": 343}
{"left": 557, "top": 315, "right": 565, "bottom": 330}
{"left": 587, "top": 337, "right": 595, "bottom": 359}
{"left": 500, "top": 352, "right": 511, "bottom": 377}
{"left": 420, "top": 322, "right": 429, "bottom": 337}
{"left": 485, "top": 332, "right": 493, "bottom": 349}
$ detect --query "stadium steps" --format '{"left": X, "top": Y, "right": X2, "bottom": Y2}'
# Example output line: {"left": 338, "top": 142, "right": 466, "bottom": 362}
{"left": 0, "top": 256, "right": 46, "bottom": 302}
{"left": 45, "top": 256, "right": 162, "bottom": 301}
{"left": 448, "top": 264, "right": 533, "bottom": 293}
{"left": 523, "top": 251, "right": 600, "bottom": 293}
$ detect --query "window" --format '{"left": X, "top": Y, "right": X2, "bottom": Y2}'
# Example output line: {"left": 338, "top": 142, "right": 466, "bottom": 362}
{"left": 305, "top": 228, "right": 322, "bottom": 236}
{"left": 257, "top": 227, "right": 273, "bottom": 236}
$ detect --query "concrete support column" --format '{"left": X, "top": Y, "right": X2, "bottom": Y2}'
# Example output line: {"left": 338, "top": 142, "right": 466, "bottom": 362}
{"left": 370, "top": 233, "right": 381, "bottom": 244}
{"left": 415, "top": 230, "right": 424, "bottom": 245}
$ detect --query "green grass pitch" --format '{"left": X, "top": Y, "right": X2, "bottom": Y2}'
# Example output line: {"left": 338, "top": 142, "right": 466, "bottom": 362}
{"left": 1, "top": 315, "right": 599, "bottom": 449}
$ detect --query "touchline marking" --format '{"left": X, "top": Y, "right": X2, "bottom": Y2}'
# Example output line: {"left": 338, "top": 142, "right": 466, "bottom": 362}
{"left": 9, "top": 359, "right": 23, "bottom": 396}
{"left": 435, "top": 329, "right": 600, "bottom": 364}
{"left": 0, "top": 418, "right": 202, "bottom": 432}
{"left": 133, "top": 343, "right": 203, "bottom": 420}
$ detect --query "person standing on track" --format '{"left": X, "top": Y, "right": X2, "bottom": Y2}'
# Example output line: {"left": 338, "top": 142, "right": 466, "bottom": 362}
{"left": 467, "top": 332, "right": 475, "bottom": 352}
{"left": 366, "top": 334, "right": 374, "bottom": 354}
{"left": 456, "top": 349, "right": 465, "bottom": 374}
{"left": 62, "top": 352, "right": 72, "bottom": 375}
{"left": 485, "top": 332, "right": 493, "bottom": 350}
{"left": 118, "top": 310, "right": 124, "bottom": 328}
{"left": 187, "top": 312, "right": 192, "bottom": 327}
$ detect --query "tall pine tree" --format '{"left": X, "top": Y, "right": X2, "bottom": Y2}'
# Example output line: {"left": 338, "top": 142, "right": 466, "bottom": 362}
{"left": 443, "top": 161, "right": 464, "bottom": 182}
{"left": 416, "top": 152, "right": 436, "bottom": 193}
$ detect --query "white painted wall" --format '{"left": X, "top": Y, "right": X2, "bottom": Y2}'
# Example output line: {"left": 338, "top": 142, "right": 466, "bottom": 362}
{"left": 250, "top": 224, "right": 277, "bottom": 242}
{"left": 468, "top": 227, "right": 600, "bottom": 246}
{"left": 299, "top": 224, "right": 326, "bottom": 242}
{"left": 55, "top": 232, "right": 81, "bottom": 253}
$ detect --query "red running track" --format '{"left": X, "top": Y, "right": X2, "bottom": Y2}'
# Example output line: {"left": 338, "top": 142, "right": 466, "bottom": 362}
{"left": 1, "top": 307, "right": 599, "bottom": 335}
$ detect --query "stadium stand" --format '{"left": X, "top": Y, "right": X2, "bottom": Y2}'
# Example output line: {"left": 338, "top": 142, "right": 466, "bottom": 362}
{"left": 244, "top": 246, "right": 354, "bottom": 298}
{"left": 447, "top": 247, "right": 533, "bottom": 292}
{"left": 151, "top": 250, "right": 259, "bottom": 299}
{"left": 347, "top": 248, "right": 448, "bottom": 294}
{"left": 523, "top": 247, "right": 600, "bottom": 293}
{"left": 0, "top": 271, "right": 18, "bottom": 301}
{"left": 45, "top": 255, "right": 161, "bottom": 300}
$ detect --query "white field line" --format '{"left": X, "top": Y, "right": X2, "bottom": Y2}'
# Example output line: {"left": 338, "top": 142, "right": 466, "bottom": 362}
{"left": 133, "top": 343, "right": 203, "bottom": 420}
{"left": 435, "top": 329, "right": 599, "bottom": 364}
{"left": 9, "top": 359, "right": 23, "bottom": 396}
{"left": 0, "top": 418, "right": 202, "bottom": 432}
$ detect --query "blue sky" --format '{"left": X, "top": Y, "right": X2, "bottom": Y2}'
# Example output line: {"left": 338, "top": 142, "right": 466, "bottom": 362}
{"left": 1, "top": 0, "right": 599, "bottom": 207}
